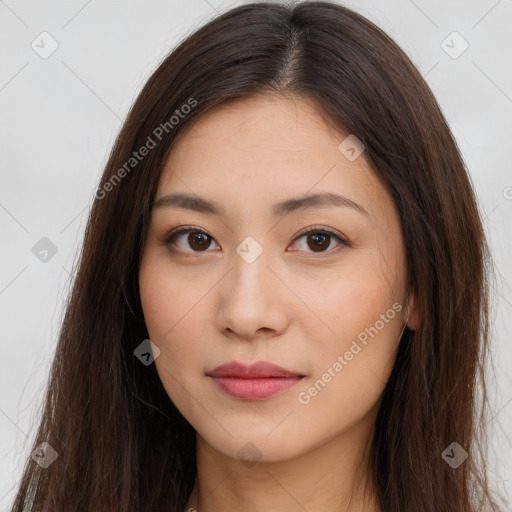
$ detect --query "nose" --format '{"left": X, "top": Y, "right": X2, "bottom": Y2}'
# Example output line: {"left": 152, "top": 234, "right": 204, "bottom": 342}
{"left": 215, "top": 245, "right": 290, "bottom": 341}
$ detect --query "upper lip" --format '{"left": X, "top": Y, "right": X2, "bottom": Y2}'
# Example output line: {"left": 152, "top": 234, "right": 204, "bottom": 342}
{"left": 207, "top": 361, "right": 305, "bottom": 378}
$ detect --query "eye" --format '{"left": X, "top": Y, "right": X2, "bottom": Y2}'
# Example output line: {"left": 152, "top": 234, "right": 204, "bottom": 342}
{"left": 290, "top": 226, "right": 349, "bottom": 254}
{"left": 161, "top": 226, "right": 349, "bottom": 256}
{"left": 162, "top": 227, "right": 220, "bottom": 254}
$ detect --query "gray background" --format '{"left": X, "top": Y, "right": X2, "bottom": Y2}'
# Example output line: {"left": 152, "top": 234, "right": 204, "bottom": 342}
{"left": 1, "top": 0, "right": 511, "bottom": 509}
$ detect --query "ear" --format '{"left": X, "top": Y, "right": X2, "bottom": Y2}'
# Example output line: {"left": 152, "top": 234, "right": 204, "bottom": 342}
{"left": 405, "top": 293, "right": 420, "bottom": 331}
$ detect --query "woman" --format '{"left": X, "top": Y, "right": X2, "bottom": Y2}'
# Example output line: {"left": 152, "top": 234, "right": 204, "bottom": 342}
{"left": 11, "top": 1, "right": 505, "bottom": 511}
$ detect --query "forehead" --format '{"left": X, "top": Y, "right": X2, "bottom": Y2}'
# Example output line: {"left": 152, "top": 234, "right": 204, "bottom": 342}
{"left": 170, "top": 95, "right": 344, "bottom": 158}
{"left": 155, "top": 95, "right": 394, "bottom": 224}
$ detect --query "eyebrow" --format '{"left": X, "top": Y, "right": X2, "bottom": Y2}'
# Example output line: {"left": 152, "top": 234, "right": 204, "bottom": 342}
{"left": 152, "top": 191, "right": 369, "bottom": 218}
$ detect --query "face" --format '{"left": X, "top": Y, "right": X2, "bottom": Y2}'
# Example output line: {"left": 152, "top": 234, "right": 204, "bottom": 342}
{"left": 139, "top": 95, "right": 417, "bottom": 463}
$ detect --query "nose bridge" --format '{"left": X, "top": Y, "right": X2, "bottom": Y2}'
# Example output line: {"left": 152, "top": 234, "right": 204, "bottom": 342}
{"left": 217, "top": 234, "right": 283, "bottom": 336}
{"left": 229, "top": 235, "right": 272, "bottom": 303}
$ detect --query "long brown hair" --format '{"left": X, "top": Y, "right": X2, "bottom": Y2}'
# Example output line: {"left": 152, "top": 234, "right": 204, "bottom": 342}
{"left": 11, "top": 2, "right": 505, "bottom": 511}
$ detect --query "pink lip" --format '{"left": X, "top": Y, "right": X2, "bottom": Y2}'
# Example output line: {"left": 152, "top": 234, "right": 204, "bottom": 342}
{"left": 207, "top": 361, "right": 305, "bottom": 400}
{"left": 208, "top": 361, "right": 304, "bottom": 378}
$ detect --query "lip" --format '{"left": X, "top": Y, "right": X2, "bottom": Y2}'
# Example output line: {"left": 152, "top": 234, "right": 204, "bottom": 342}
{"left": 207, "top": 361, "right": 305, "bottom": 400}
{"left": 208, "top": 361, "right": 304, "bottom": 378}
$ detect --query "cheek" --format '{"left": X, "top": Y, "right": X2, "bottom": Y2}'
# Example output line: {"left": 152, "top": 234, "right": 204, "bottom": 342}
{"left": 294, "top": 280, "right": 402, "bottom": 436}
{"left": 139, "top": 260, "right": 209, "bottom": 412}
{"left": 299, "top": 251, "right": 404, "bottom": 378}
{"left": 139, "top": 253, "right": 213, "bottom": 372}
{"left": 304, "top": 254, "right": 397, "bottom": 332}
{"left": 139, "top": 253, "right": 201, "bottom": 342}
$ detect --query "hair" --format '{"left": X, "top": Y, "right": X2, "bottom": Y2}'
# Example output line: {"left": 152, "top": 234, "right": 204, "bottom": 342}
{"left": 10, "top": 1, "right": 506, "bottom": 511}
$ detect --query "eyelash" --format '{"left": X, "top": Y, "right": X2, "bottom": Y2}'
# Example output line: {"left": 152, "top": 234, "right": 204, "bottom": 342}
{"left": 160, "top": 225, "right": 349, "bottom": 257}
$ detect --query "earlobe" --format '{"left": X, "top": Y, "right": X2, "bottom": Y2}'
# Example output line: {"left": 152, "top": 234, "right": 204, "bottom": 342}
{"left": 405, "top": 294, "right": 420, "bottom": 331}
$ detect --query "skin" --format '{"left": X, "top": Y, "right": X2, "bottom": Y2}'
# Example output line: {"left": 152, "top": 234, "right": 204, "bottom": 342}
{"left": 138, "top": 94, "right": 420, "bottom": 512}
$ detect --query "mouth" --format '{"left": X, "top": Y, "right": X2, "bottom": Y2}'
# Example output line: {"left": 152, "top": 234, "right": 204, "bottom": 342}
{"left": 206, "top": 360, "right": 306, "bottom": 401}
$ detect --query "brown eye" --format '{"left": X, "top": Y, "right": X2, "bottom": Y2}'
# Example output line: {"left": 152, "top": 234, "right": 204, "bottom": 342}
{"left": 305, "top": 232, "right": 331, "bottom": 252}
{"left": 186, "top": 231, "right": 212, "bottom": 251}
{"left": 292, "top": 227, "right": 349, "bottom": 254}
{"left": 162, "top": 226, "right": 349, "bottom": 256}
{"left": 164, "top": 228, "right": 220, "bottom": 253}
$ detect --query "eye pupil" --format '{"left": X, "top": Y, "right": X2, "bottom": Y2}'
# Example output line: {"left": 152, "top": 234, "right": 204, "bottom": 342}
{"left": 189, "top": 232, "right": 211, "bottom": 251}
{"left": 308, "top": 233, "right": 330, "bottom": 252}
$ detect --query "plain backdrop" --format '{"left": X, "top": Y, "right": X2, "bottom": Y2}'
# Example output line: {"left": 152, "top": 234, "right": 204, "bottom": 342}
{"left": 1, "top": 0, "right": 511, "bottom": 509}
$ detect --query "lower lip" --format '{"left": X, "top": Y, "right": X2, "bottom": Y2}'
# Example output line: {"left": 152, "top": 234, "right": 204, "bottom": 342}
{"left": 209, "top": 376, "right": 303, "bottom": 400}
